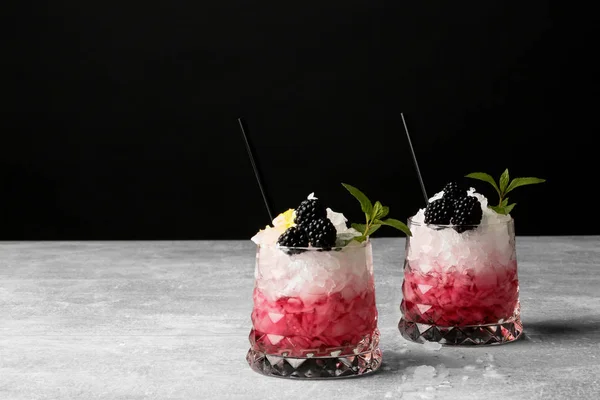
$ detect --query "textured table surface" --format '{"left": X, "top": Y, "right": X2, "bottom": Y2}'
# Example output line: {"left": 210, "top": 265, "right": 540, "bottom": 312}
{"left": 1, "top": 237, "right": 599, "bottom": 400}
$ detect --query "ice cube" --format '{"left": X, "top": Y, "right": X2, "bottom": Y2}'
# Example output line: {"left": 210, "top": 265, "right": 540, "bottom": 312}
{"left": 455, "top": 243, "right": 471, "bottom": 260}
{"left": 282, "top": 274, "right": 308, "bottom": 297}
{"left": 315, "top": 252, "right": 341, "bottom": 273}
{"left": 326, "top": 208, "right": 360, "bottom": 236}
{"left": 418, "top": 284, "right": 433, "bottom": 294}
{"left": 251, "top": 225, "right": 286, "bottom": 245}
{"left": 430, "top": 190, "right": 444, "bottom": 202}
{"left": 413, "top": 365, "right": 436, "bottom": 381}
{"left": 483, "top": 367, "right": 503, "bottom": 379}
{"left": 421, "top": 245, "right": 433, "bottom": 254}
{"left": 422, "top": 341, "right": 442, "bottom": 351}
{"left": 419, "top": 263, "right": 434, "bottom": 274}
{"left": 340, "top": 285, "right": 357, "bottom": 300}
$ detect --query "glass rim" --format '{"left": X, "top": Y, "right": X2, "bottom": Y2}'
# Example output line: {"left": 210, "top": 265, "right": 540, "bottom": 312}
{"left": 257, "top": 239, "right": 371, "bottom": 251}
{"left": 407, "top": 215, "right": 513, "bottom": 228}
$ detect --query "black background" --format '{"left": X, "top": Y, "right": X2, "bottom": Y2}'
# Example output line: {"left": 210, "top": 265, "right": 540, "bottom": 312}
{"left": 2, "top": 2, "right": 598, "bottom": 240}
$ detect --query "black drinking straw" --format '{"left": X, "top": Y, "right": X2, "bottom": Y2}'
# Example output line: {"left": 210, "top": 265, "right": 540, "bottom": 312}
{"left": 401, "top": 112, "right": 429, "bottom": 204}
{"left": 237, "top": 117, "right": 274, "bottom": 222}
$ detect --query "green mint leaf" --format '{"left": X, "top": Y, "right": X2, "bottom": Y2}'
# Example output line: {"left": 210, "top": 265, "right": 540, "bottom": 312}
{"left": 351, "top": 223, "right": 367, "bottom": 235}
{"left": 505, "top": 177, "right": 546, "bottom": 194}
{"left": 371, "top": 201, "right": 389, "bottom": 220}
{"left": 501, "top": 197, "right": 509, "bottom": 207}
{"left": 379, "top": 206, "right": 390, "bottom": 219}
{"left": 379, "top": 218, "right": 412, "bottom": 237}
{"left": 365, "top": 224, "right": 382, "bottom": 237}
{"left": 465, "top": 172, "right": 501, "bottom": 196}
{"left": 504, "top": 203, "right": 516, "bottom": 214}
{"left": 337, "top": 238, "right": 350, "bottom": 246}
{"left": 342, "top": 183, "right": 373, "bottom": 215}
{"left": 499, "top": 168, "right": 510, "bottom": 193}
{"left": 353, "top": 235, "right": 368, "bottom": 243}
{"left": 489, "top": 205, "right": 507, "bottom": 215}
{"left": 371, "top": 201, "right": 383, "bottom": 221}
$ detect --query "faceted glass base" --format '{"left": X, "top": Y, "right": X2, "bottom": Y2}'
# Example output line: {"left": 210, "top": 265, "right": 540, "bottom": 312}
{"left": 398, "top": 316, "right": 523, "bottom": 346}
{"left": 246, "top": 347, "right": 382, "bottom": 379}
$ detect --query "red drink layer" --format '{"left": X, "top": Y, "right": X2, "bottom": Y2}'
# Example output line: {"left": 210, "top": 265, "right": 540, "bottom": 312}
{"left": 401, "top": 260, "right": 519, "bottom": 326}
{"left": 250, "top": 287, "right": 378, "bottom": 357}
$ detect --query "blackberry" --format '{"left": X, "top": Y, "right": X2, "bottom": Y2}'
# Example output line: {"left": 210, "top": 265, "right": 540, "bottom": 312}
{"left": 294, "top": 198, "right": 327, "bottom": 225}
{"left": 424, "top": 197, "right": 453, "bottom": 225}
{"left": 451, "top": 196, "right": 483, "bottom": 233}
{"left": 277, "top": 226, "right": 308, "bottom": 254}
{"left": 305, "top": 217, "right": 337, "bottom": 249}
{"left": 443, "top": 181, "right": 467, "bottom": 201}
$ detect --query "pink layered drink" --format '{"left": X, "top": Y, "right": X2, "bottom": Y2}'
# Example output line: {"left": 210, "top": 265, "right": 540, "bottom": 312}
{"left": 399, "top": 187, "right": 522, "bottom": 344}
{"left": 246, "top": 194, "right": 382, "bottom": 377}
{"left": 250, "top": 243, "right": 378, "bottom": 357}
{"left": 247, "top": 188, "right": 410, "bottom": 377}
{"left": 402, "top": 259, "right": 518, "bottom": 326}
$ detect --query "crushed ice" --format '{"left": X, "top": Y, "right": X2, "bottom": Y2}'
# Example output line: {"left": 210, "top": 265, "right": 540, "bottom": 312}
{"left": 326, "top": 208, "right": 361, "bottom": 242}
{"left": 393, "top": 364, "right": 452, "bottom": 398}
{"left": 256, "top": 245, "right": 372, "bottom": 300}
{"left": 413, "top": 365, "right": 436, "bottom": 381}
{"left": 407, "top": 188, "right": 514, "bottom": 270}
{"left": 483, "top": 365, "right": 504, "bottom": 379}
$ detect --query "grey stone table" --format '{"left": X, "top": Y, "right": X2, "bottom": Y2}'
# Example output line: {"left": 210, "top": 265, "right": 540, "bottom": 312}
{"left": 1, "top": 237, "right": 599, "bottom": 400}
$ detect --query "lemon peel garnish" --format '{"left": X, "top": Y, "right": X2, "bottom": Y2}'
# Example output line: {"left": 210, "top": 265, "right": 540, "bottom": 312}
{"left": 272, "top": 209, "right": 295, "bottom": 229}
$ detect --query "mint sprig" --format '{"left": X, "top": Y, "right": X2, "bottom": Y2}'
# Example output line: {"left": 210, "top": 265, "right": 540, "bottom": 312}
{"left": 342, "top": 183, "right": 411, "bottom": 242}
{"left": 465, "top": 169, "right": 545, "bottom": 215}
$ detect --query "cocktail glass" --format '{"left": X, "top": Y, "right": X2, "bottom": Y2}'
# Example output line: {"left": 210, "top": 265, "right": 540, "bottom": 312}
{"left": 246, "top": 241, "right": 382, "bottom": 378}
{"left": 398, "top": 217, "right": 522, "bottom": 345}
